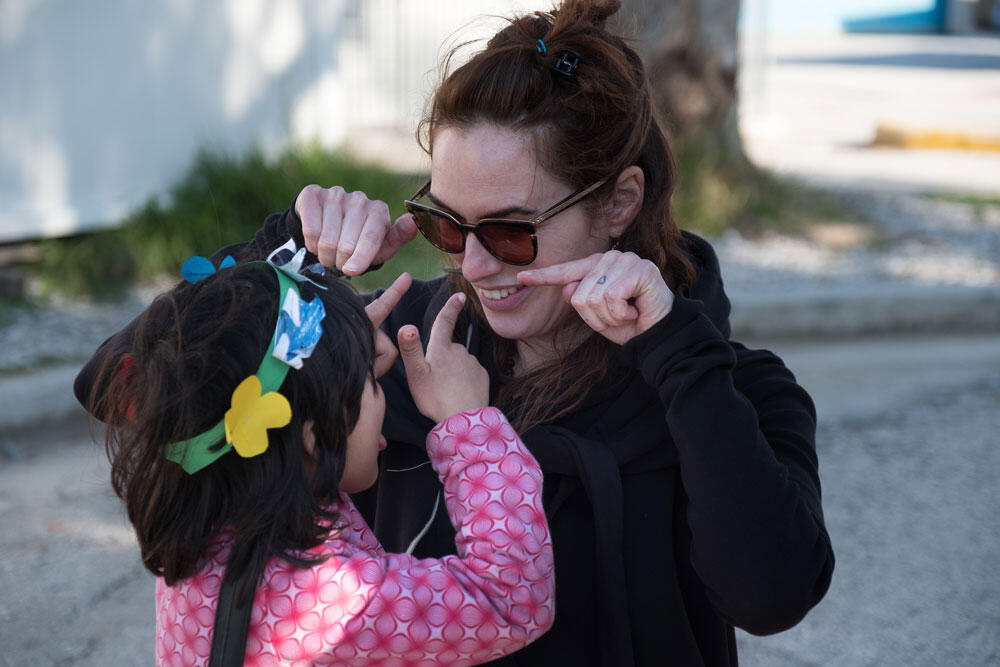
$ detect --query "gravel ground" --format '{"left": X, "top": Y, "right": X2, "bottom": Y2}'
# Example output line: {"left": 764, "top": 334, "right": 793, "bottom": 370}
{"left": 1, "top": 189, "right": 998, "bottom": 374}
{"left": 0, "top": 292, "right": 148, "bottom": 374}
{"left": 715, "top": 190, "right": 1000, "bottom": 291}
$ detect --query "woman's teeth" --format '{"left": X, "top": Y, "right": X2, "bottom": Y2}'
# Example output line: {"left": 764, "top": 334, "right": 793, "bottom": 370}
{"left": 480, "top": 286, "right": 523, "bottom": 300}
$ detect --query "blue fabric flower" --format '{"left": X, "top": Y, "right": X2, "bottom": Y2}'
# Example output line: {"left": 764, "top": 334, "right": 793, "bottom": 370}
{"left": 272, "top": 288, "right": 326, "bottom": 369}
{"left": 266, "top": 238, "right": 326, "bottom": 289}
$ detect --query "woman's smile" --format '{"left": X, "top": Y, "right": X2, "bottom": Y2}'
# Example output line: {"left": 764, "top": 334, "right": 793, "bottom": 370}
{"left": 476, "top": 283, "right": 531, "bottom": 311}
{"left": 431, "top": 123, "right": 610, "bottom": 359}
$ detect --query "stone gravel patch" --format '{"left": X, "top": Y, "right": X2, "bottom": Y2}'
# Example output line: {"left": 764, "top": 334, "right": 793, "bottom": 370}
{"left": 715, "top": 190, "right": 1000, "bottom": 292}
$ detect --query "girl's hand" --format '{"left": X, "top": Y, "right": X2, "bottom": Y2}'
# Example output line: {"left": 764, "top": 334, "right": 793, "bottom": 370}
{"left": 295, "top": 184, "right": 419, "bottom": 275}
{"left": 364, "top": 272, "right": 412, "bottom": 378}
{"left": 517, "top": 251, "right": 675, "bottom": 345}
{"left": 397, "top": 293, "right": 489, "bottom": 423}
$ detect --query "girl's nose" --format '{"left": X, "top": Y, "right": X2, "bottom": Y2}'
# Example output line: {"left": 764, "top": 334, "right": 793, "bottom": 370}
{"left": 459, "top": 233, "right": 504, "bottom": 283}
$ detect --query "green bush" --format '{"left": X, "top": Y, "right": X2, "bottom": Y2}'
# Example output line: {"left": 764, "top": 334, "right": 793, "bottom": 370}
{"left": 36, "top": 228, "right": 137, "bottom": 300}
{"left": 34, "top": 145, "right": 441, "bottom": 298}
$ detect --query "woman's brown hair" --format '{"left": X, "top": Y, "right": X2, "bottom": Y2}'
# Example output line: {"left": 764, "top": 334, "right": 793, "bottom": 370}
{"left": 418, "top": 0, "right": 695, "bottom": 430}
{"left": 91, "top": 265, "right": 374, "bottom": 602}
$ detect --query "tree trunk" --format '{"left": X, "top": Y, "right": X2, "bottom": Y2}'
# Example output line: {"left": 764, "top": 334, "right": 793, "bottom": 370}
{"left": 614, "top": 0, "right": 748, "bottom": 170}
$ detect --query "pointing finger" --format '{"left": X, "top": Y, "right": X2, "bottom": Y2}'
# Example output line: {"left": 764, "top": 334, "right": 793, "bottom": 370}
{"left": 365, "top": 272, "right": 412, "bottom": 327}
{"left": 427, "top": 292, "right": 466, "bottom": 352}
{"left": 517, "top": 254, "right": 603, "bottom": 287}
{"left": 397, "top": 324, "right": 430, "bottom": 386}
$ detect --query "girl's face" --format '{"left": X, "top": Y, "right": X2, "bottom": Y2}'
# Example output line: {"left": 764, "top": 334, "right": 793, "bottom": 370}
{"left": 339, "top": 376, "right": 386, "bottom": 494}
{"left": 337, "top": 323, "right": 396, "bottom": 493}
{"left": 430, "top": 123, "right": 612, "bottom": 361}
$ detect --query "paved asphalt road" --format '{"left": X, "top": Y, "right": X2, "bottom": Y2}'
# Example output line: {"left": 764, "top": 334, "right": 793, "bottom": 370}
{"left": 736, "top": 334, "right": 1000, "bottom": 666}
{"left": 1, "top": 333, "right": 998, "bottom": 666}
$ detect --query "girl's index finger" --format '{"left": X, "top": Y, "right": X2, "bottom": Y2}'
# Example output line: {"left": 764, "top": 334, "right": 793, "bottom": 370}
{"left": 365, "top": 272, "right": 412, "bottom": 327}
{"left": 517, "top": 254, "right": 602, "bottom": 286}
{"left": 427, "top": 292, "right": 467, "bottom": 351}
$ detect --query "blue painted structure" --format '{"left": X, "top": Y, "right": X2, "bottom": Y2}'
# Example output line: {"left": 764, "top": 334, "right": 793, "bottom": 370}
{"left": 843, "top": 0, "right": 947, "bottom": 33}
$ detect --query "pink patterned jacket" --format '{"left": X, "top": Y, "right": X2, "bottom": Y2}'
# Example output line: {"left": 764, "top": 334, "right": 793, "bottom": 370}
{"left": 155, "top": 407, "right": 555, "bottom": 666}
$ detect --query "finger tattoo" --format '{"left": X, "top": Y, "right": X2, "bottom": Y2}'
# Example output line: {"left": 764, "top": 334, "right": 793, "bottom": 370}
{"left": 596, "top": 275, "right": 607, "bottom": 285}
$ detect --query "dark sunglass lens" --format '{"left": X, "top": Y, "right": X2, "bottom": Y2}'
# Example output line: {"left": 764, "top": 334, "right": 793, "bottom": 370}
{"left": 478, "top": 223, "right": 535, "bottom": 264}
{"left": 412, "top": 208, "right": 464, "bottom": 252}
{"left": 435, "top": 216, "right": 465, "bottom": 252}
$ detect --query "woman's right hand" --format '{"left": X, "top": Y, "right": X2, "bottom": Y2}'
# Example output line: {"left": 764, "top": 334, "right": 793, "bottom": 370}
{"left": 397, "top": 293, "right": 489, "bottom": 424}
{"left": 295, "top": 184, "right": 419, "bottom": 275}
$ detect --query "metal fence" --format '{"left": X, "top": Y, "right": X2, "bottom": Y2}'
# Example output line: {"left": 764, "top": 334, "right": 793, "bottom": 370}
{"left": 339, "top": 0, "right": 525, "bottom": 133}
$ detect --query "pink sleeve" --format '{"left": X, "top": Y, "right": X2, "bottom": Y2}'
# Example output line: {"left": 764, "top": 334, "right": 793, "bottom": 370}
{"left": 326, "top": 407, "right": 554, "bottom": 665}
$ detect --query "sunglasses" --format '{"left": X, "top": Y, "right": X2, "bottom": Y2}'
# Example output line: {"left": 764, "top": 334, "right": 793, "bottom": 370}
{"left": 404, "top": 178, "right": 608, "bottom": 265}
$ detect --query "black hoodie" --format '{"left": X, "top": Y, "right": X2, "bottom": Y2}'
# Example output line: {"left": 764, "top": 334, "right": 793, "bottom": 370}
{"left": 75, "top": 206, "right": 834, "bottom": 667}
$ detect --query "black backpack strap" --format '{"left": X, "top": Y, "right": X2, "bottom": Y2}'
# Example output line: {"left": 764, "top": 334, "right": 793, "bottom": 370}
{"left": 208, "top": 565, "right": 258, "bottom": 667}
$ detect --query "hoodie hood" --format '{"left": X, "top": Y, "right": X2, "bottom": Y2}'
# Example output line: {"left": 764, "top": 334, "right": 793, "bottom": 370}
{"left": 680, "top": 230, "right": 732, "bottom": 339}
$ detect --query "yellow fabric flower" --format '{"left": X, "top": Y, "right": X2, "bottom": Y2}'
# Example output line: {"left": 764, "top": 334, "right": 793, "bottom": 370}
{"left": 224, "top": 375, "right": 292, "bottom": 458}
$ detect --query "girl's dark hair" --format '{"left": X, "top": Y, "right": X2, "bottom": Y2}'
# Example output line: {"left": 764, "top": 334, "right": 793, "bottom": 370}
{"left": 418, "top": 0, "right": 696, "bottom": 430}
{"left": 92, "top": 263, "right": 373, "bottom": 601}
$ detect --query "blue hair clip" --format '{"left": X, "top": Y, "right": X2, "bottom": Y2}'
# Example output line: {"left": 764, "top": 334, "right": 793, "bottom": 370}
{"left": 182, "top": 255, "right": 236, "bottom": 284}
{"left": 536, "top": 39, "right": 547, "bottom": 54}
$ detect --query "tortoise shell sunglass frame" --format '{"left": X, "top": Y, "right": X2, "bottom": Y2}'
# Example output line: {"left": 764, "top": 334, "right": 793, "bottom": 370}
{"left": 404, "top": 178, "right": 608, "bottom": 266}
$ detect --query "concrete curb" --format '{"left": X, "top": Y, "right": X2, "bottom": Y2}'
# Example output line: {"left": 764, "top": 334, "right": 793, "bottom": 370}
{"left": 0, "top": 363, "right": 89, "bottom": 433}
{"left": 729, "top": 284, "right": 1000, "bottom": 339}
{"left": 872, "top": 123, "right": 1000, "bottom": 154}
{"left": 2, "top": 285, "right": 998, "bottom": 435}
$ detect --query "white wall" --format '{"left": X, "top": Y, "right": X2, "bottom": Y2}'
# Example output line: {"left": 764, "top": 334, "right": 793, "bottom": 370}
{"left": 0, "top": 0, "right": 528, "bottom": 243}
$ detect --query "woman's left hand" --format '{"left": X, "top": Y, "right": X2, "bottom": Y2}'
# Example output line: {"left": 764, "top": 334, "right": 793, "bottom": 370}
{"left": 517, "top": 251, "right": 674, "bottom": 345}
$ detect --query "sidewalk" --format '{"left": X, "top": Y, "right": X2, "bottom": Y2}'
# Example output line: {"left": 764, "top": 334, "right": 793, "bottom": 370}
{"left": 2, "top": 33, "right": 999, "bottom": 437}
{"left": 739, "top": 32, "right": 1000, "bottom": 193}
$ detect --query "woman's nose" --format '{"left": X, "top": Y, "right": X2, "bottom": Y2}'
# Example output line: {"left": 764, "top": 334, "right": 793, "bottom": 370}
{"left": 460, "top": 233, "right": 503, "bottom": 283}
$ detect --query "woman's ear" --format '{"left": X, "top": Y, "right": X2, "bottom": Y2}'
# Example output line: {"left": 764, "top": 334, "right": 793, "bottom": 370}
{"left": 302, "top": 419, "right": 317, "bottom": 459}
{"left": 606, "top": 165, "right": 644, "bottom": 241}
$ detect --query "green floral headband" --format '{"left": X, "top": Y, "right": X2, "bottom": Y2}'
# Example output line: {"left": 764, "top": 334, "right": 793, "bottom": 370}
{"left": 165, "top": 241, "right": 327, "bottom": 474}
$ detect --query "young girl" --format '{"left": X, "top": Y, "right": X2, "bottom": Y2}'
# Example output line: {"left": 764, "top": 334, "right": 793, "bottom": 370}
{"left": 80, "top": 242, "right": 554, "bottom": 666}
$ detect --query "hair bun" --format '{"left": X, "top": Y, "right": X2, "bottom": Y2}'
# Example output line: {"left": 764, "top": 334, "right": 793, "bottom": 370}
{"left": 552, "top": 0, "right": 622, "bottom": 31}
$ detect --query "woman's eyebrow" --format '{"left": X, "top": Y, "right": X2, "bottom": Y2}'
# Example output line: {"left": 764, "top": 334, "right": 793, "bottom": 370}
{"left": 427, "top": 192, "right": 536, "bottom": 221}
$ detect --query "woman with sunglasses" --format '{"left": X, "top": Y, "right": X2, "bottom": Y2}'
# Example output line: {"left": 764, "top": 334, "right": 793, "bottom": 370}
{"left": 253, "top": 1, "right": 835, "bottom": 664}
